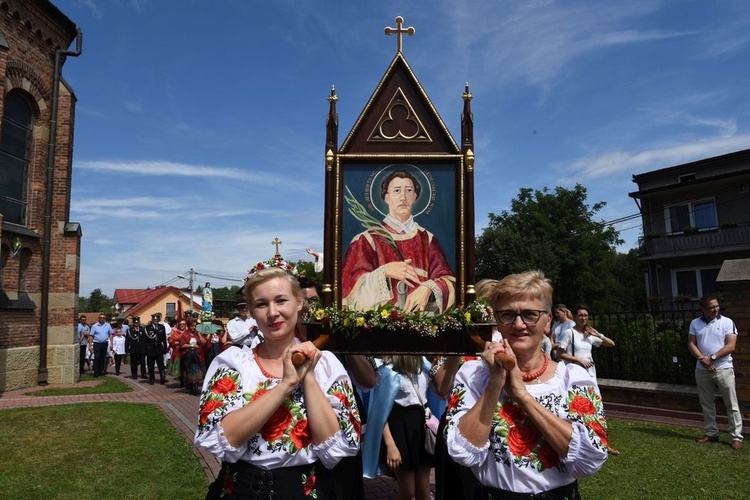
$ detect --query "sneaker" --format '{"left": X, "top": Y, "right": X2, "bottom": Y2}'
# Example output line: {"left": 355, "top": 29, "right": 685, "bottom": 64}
{"left": 697, "top": 435, "right": 719, "bottom": 443}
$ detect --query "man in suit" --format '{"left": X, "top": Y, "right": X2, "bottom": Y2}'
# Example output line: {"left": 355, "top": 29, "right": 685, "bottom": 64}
{"left": 145, "top": 313, "right": 168, "bottom": 385}
{"left": 125, "top": 316, "right": 148, "bottom": 379}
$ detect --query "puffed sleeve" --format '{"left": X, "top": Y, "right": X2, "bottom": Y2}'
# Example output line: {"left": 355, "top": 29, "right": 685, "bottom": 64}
{"left": 193, "top": 348, "right": 250, "bottom": 462}
{"left": 444, "top": 360, "right": 492, "bottom": 467}
{"left": 309, "top": 352, "right": 361, "bottom": 468}
{"left": 558, "top": 328, "right": 573, "bottom": 352}
{"left": 558, "top": 365, "right": 609, "bottom": 477}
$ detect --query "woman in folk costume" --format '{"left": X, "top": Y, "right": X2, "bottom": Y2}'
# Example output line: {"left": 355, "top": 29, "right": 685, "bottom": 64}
{"left": 362, "top": 355, "right": 456, "bottom": 500}
{"left": 194, "top": 267, "right": 361, "bottom": 499}
{"left": 445, "top": 272, "right": 609, "bottom": 499}
{"left": 181, "top": 319, "right": 206, "bottom": 395}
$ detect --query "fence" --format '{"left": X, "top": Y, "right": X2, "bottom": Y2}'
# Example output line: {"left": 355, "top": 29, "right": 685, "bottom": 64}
{"left": 590, "top": 307, "right": 701, "bottom": 385}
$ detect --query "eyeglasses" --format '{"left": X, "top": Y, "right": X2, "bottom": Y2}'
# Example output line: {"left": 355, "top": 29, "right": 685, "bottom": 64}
{"left": 495, "top": 309, "right": 549, "bottom": 325}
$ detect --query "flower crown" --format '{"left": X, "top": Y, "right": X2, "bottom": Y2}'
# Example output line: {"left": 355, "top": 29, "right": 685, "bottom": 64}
{"left": 245, "top": 255, "right": 298, "bottom": 280}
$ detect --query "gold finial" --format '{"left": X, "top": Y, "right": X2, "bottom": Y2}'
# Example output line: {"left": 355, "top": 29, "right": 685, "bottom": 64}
{"left": 325, "top": 149, "right": 335, "bottom": 171}
{"left": 462, "top": 82, "right": 473, "bottom": 101}
{"left": 384, "top": 16, "right": 415, "bottom": 54}
{"left": 271, "top": 237, "right": 283, "bottom": 258}
{"left": 465, "top": 148, "right": 475, "bottom": 172}
{"left": 328, "top": 85, "right": 338, "bottom": 103}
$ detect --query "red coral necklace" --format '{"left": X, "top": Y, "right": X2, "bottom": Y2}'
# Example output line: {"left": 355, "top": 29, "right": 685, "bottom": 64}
{"left": 254, "top": 349, "right": 280, "bottom": 379}
{"left": 521, "top": 355, "right": 549, "bottom": 383}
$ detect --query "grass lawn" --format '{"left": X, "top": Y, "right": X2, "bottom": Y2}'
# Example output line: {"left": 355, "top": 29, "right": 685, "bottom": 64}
{"left": 579, "top": 418, "right": 749, "bottom": 499}
{"left": 0, "top": 402, "right": 207, "bottom": 500}
{"left": 23, "top": 373, "right": 133, "bottom": 396}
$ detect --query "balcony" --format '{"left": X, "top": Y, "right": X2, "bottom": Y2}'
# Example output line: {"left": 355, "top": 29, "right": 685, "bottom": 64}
{"left": 638, "top": 225, "right": 750, "bottom": 260}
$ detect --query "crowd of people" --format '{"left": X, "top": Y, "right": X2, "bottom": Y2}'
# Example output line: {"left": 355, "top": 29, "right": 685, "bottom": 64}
{"left": 75, "top": 307, "right": 258, "bottom": 390}
{"left": 191, "top": 269, "right": 617, "bottom": 500}
{"left": 77, "top": 269, "right": 742, "bottom": 499}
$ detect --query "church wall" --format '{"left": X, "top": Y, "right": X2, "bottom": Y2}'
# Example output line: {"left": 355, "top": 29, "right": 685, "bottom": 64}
{"left": 0, "top": 0, "right": 80, "bottom": 390}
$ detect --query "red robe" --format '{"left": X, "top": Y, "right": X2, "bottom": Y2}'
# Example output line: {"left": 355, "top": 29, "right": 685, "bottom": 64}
{"left": 341, "top": 221, "right": 455, "bottom": 311}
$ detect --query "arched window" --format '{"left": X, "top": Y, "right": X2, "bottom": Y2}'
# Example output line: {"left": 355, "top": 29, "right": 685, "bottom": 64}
{"left": 0, "top": 91, "right": 34, "bottom": 225}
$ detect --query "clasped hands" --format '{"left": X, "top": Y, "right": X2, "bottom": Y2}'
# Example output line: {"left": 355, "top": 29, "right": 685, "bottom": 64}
{"left": 384, "top": 259, "right": 431, "bottom": 311}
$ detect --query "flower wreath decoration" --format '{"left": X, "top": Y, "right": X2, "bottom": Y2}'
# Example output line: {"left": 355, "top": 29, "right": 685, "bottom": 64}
{"left": 245, "top": 256, "right": 298, "bottom": 280}
{"left": 302, "top": 299, "right": 493, "bottom": 339}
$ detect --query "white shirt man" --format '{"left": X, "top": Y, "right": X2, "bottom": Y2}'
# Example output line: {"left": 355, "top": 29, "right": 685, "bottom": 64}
{"left": 226, "top": 301, "right": 262, "bottom": 348}
{"left": 687, "top": 295, "right": 742, "bottom": 450}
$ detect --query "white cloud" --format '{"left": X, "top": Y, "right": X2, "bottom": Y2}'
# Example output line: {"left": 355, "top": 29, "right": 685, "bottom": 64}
{"left": 567, "top": 135, "right": 750, "bottom": 178}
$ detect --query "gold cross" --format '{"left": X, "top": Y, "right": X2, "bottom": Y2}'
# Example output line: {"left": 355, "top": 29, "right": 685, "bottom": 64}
{"left": 272, "top": 237, "right": 283, "bottom": 257}
{"left": 384, "top": 16, "right": 415, "bottom": 54}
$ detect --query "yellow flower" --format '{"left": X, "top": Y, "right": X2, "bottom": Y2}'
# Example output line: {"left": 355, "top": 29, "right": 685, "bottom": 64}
{"left": 380, "top": 309, "right": 389, "bottom": 319}
{"left": 432, "top": 325, "right": 438, "bottom": 333}
{"left": 464, "top": 312, "right": 472, "bottom": 322}
{"left": 315, "top": 309, "right": 325, "bottom": 320}
{"left": 343, "top": 318, "right": 350, "bottom": 327}
{"left": 356, "top": 317, "right": 365, "bottom": 327}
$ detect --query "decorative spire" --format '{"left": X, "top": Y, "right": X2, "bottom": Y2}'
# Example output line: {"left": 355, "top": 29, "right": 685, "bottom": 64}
{"left": 384, "top": 16, "right": 415, "bottom": 54}
{"left": 326, "top": 85, "right": 338, "bottom": 152}
{"left": 461, "top": 82, "right": 474, "bottom": 150}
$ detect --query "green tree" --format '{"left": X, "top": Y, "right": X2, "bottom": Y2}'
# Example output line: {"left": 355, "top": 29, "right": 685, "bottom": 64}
{"left": 294, "top": 259, "right": 323, "bottom": 285}
{"left": 78, "top": 288, "right": 112, "bottom": 313}
{"left": 475, "top": 184, "right": 636, "bottom": 311}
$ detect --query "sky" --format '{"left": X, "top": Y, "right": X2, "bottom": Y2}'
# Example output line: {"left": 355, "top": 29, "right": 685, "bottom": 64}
{"left": 56, "top": 0, "right": 750, "bottom": 297}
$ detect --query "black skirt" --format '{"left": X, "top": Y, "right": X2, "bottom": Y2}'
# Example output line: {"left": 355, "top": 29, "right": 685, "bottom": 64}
{"left": 383, "top": 404, "right": 435, "bottom": 471}
{"left": 206, "top": 460, "right": 335, "bottom": 500}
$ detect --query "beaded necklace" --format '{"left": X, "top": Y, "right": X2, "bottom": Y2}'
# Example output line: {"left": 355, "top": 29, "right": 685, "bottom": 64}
{"left": 254, "top": 349, "right": 280, "bottom": 379}
{"left": 521, "top": 355, "right": 549, "bottom": 384}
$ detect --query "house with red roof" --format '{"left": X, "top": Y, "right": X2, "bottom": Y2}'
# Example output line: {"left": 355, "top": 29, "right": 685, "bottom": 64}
{"left": 113, "top": 286, "right": 199, "bottom": 322}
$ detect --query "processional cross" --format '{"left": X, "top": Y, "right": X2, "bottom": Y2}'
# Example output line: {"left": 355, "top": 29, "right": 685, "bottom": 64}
{"left": 384, "top": 16, "right": 415, "bottom": 54}
{"left": 272, "top": 237, "right": 283, "bottom": 258}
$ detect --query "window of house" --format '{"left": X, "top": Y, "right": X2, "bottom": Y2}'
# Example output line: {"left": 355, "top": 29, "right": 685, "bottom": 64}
{"left": 165, "top": 302, "right": 176, "bottom": 314}
{"left": 0, "top": 91, "right": 34, "bottom": 226}
{"left": 665, "top": 199, "right": 717, "bottom": 233}
{"left": 671, "top": 267, "right": 720, "bottom": 299}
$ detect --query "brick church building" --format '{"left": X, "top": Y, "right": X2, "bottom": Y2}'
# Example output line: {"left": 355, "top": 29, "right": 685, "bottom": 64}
{"left": 0, "top": 0, "right": 81, "bottom": 390}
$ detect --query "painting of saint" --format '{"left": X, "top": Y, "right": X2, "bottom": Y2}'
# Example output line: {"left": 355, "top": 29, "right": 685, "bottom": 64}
{"left": 341, "top": 164, "right": 456, "bottom": 312}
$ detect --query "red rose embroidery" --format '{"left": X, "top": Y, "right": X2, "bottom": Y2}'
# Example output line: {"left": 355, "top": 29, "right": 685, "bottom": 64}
{"left": 222, "top": 469, "right": 235, "bottom": 495}
{"left": 290, "top": 418, "right": 313, "bottom": 450}
{"left": 199, "top": 398, "right": 225, "bottom": 425}
{"left": 349, "top": 412, "right": 362, "bottom": 437}
{"left": 333, "top": 391, "right": 350, "bottom": 408}
{"left": 500, "top": 402, "right": 526, "bottom": 424}
{"left": 250, "top": 387, "right": 269, "bottom": 402}
{"left": 507, "top": 423, "right": 540, "bottom": 457}
{"left": 260, "top": 404, "right": 293, "bottom": 442}
{"left": 211, "top": 376, "right": 237, "bottom": 396}
{"left": 447, "top": 393, "right": 460, "bottom": 411}
{"left": 303, "top": 473, "right": 317, "bottom": 496}
{"left": 569, "top": 395, "right": 596, "bottom": 416}
{"left": 586, "top": 420, "right": 608, "bottom": 446}
{"left": 536, "top": 440, "right": 560, "bottom": 469}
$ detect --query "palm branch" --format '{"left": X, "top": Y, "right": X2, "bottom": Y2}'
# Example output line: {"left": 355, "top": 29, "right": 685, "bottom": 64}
{"left": 345, "top": 185, "right": 403, "bottom": 260}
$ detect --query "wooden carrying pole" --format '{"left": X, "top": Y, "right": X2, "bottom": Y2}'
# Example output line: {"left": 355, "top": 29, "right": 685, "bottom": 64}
{"left": 468, "top": 333, "right": 515, "bottom": 370}
{"left": 291, "top": 332, "right": 515, "bottom": 370}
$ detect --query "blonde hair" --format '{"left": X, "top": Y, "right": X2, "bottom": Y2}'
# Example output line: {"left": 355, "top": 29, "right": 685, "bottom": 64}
{"left": 488, "top": 270, "right": 553, "bottom": 311}
{"left": 554, "top": 304, "right": 574, "bottom": 321}
{"left": 475, "top": 278, "right": 499, "bottom": 302}
{"left": 242, "top": 267, "right": 302, "bottom": 318}
{"left": 382, "top": 355, "right": 422, "bottom": 376}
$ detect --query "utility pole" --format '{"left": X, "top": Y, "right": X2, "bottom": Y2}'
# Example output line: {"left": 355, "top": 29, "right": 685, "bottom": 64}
{"left": 189, "top": 268, "right": 195, "bottom": 311}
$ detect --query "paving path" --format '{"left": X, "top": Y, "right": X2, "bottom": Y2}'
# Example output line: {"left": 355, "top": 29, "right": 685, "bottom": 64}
{"left": 0, "top": 374, "right": 401, "bottom": 499}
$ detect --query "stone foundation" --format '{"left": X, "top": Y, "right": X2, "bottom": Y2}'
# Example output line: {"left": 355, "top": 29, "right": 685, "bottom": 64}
{"left": 0, "top": 344, "right": 80, "bottom": 391}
